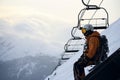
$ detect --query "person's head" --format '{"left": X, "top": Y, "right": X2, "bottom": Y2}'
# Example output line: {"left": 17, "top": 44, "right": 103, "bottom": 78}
{"left": 81, "top": 24, "right": 94, "bottom": 36}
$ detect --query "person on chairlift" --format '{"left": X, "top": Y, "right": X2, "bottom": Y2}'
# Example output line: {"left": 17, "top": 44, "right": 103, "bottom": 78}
{"left": 73, "top": 24, "right": 101, "bottom": 80}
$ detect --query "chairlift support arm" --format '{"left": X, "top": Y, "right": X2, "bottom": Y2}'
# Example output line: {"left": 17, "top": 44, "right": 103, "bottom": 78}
{"left": 82, "top": 0, "right": 100, "bottom": 9}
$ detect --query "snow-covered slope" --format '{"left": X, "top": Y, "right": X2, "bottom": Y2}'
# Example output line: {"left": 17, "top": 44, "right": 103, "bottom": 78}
{"left": 45, "top": 18, "right": 120, "bottom": 80}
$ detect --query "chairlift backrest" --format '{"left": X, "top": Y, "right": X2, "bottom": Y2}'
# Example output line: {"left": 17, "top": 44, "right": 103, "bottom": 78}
{"left": 64, "top": 37, "right": 84, "bottom": 52}
{"left": 77, "top": 0, "right": 109, "bottom": 30}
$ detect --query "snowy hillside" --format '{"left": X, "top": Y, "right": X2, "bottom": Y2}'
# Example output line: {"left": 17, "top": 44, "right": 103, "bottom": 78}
{"left": 45, "top": 18, "right": 120, "bottom": 80}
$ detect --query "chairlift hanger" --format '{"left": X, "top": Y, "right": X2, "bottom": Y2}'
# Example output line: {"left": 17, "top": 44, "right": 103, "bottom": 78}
{"left": 77, "top": 0, "right": 109, "bottom": 30}
{"left": 77, "top": 7, "right": 109, "bottom": 29}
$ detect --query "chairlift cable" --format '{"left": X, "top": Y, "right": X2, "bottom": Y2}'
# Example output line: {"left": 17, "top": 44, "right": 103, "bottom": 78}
{"left": 88, "top": 0, "right": 104, "bottom": 24}
{"left": 71, "top": 0, "right": 91, "bottom": 38}
{"left": 78, "top": 0, "right": 91, "bottom": 27}
{"left": 70, "top": 0, "right": 91, "bottom": 51}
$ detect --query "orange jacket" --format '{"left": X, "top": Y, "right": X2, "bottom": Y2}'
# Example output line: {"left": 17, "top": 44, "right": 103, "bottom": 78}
{"left": 84, "top": 31, "right": 100, "bottom": 59}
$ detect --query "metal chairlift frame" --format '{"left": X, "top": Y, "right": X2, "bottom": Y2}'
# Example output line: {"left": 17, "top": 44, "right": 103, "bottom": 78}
{"left": 62, "top": 0, "right": 109, "bottom": 64}
{"left": 78, "top": 8, "right": 109, "bottom": 29}
{"left": 78, "top": 0, "right": 109, "bottom": 30}
{"left": 71, "top": 0, "right": 109, "bottom": 38}
{"left": 64, "top": 37, "right": 83, "bottom": 52}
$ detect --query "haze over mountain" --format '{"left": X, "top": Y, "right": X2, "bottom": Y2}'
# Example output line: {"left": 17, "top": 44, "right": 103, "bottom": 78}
{"left": 0, "top": 16, "right": 72, "bottom": 80}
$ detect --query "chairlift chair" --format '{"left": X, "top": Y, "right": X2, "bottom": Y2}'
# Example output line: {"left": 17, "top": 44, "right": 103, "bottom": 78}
{"left": 77, "top": 0, "right": 109, "bottom": 30}
{"left": 64, "top": 37, "right": 84, "bottom": 53}
{"left": 60, "top": 37, "right": 84, "bottom": 64}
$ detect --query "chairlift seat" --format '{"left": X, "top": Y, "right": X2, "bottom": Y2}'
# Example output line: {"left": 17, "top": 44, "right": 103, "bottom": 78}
{"left": 61, "top": 57, "right": 70, "bottom": 60}
{"left": 72, "top": 37, "right": 83, "bottom": 40}
{"left": 65, "top": 50, "right": 79, "bottom": 53}
{"left": 93, "top": 26, "right": 107, "bottom": 29}
{"left": 80, "top": 26, "right": 107, "bottom": 30}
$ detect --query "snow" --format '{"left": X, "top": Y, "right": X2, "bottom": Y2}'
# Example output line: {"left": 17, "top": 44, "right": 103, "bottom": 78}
{"left": 45, "top": 18, "right": 120, "bottom": 80}
{"left": 101, "top": 18, "right": 120, "bottom": 55}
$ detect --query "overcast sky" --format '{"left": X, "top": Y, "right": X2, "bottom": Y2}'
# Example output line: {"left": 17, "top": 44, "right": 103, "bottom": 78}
{"left": 0, "top": 0, "right": 120, "bottom": 24}
{"left": 0, "top": 0, "right": 120, "bottom": 58}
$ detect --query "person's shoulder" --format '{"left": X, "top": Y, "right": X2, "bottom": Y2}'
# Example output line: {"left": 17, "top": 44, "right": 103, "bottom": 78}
{"left": 91, "top": 31, "right": 100, "bottom": 37}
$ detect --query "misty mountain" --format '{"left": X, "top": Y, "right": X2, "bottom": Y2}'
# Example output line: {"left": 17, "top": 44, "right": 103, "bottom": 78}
{"left": 0, "top": 55, "right": 59, "bottom": 80}
{"left": 0, "top": 16, "right": 73, "bottom": 80}
{"left": 0, "top": 17, "right": 71, "bottom": 61}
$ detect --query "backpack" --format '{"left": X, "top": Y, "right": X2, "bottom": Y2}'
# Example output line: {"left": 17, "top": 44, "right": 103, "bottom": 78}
{"left": 83, "top": 35, "right": 109, "bottom": 64}
{"left": 97, "top": 35, "right": 109, "bottom": 63}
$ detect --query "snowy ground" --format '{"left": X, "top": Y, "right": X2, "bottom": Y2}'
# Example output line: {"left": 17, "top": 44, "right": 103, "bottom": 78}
{"left": 45, "top": 18, "right": 120, "bottom": 80}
